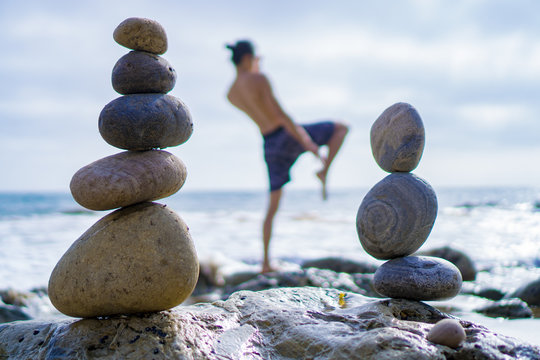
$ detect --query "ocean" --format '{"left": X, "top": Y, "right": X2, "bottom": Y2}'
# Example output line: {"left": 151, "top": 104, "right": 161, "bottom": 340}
{"left": 1, "top": 187, "right": 540, "bottom": 343}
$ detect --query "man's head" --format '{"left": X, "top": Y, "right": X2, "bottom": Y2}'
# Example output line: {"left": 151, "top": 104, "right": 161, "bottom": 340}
{"left": 226, "top": 40, "right": 255, "bottom": 66}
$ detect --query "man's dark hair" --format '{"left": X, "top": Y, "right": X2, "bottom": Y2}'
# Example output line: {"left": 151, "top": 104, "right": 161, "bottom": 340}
{"left": 225, "top": 40, "right": 255, "bottom": 65}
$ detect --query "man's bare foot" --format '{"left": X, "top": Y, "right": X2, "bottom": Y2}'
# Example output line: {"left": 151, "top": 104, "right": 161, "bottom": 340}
{"left": 316, "top": 169, "right": 328, "bottom": 201}
{"left": 261, "top": 263, "right": 277, "bottom": 274}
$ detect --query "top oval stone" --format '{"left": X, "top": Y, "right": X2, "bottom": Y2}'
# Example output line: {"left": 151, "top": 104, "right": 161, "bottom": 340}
{"left": 370, "top": 102, "right": 425, "bottom": 172}
{"left": 113, "top": 17, "right": 167, "bottom": 54}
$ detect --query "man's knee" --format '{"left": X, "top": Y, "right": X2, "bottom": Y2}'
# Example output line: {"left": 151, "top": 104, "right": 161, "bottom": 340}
{"left": 334, "top": 121, "right": 350, "bottom": 137}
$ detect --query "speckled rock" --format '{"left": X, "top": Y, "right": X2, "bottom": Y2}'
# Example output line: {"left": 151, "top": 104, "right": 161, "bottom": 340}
{"left": 70, "top": 150, "right": 186, "bottom": 211}
{"left": 427, "top": 319, "right": 466, "bottom": 349}
{"left": 98, "top": 94, "right": 193, "bottom": 150}
{"left": 113, "top": 17, "right": 167, "bottom": 55}
{"left": 2, "top": 288, "right": 539, "bottom": 360}
{"left": 356, "top": 173, "right": 438, "bottom": 259}
{"left": 112, "top": 51, "right": 177, "bottom": 95}
{"left": 418, "top": 246, "right": 477, "bottom": 281}
{"left": 512, "top": 277, "right": 540, "bottom": 306}
{"left": 373, "top": 256, "right": 462, "bottom": 300}
{"left": 371, "top": 102, "right": 425, "bottom": 172}
{"left": 48, "top": 202, "right": 199, "bottom": 318}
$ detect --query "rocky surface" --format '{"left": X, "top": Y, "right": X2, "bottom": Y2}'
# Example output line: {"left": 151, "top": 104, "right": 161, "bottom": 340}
{"left": 113, "top": 17, "right": 167, "bottom": 54}
{"left": 374, "top": 256, "right": 462, "bottom": 300}
{"left": 70, "top": 150, "right": 186, "bottom": 211}
{"left": 98, "top": 94, "right": 193, "bottom": 151}
{"left": 370, "top": 102, "right": 425, "bottom": 172}
{"left": 1, "top": 287, "right": 539, "bottom": 360}
{"left": 112, "top": 51, "right": 176, "bottom": 94}
{"left": 48, "top": 202, "right": 199, "bottom": 318}
{"left": 356, "top": 173, "right": 438, "bottom": 259}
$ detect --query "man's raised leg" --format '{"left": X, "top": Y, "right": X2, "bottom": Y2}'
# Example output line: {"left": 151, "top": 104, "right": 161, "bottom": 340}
{"left": 317, "top": 122, "right": 349, "bottom": 200}
{"left": 262, "top": 189, "right": 282, "bottom": 273}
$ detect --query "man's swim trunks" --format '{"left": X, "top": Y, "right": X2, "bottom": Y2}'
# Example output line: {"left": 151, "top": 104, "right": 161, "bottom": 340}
{"left": 263, "top": 121, "right": 335, "bottom": 191}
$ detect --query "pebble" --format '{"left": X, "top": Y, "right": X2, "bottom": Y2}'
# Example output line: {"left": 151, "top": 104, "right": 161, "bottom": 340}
{"left": 427, "top": 319, "right": 466, "bottom": 348}
{"left": 113, "top": 17, "right": 167, "bottom": 54}
{"left": 370, "top": 102, "right": 425, "bottom": 172}
{"left": 373, "top": 256, "right": 462, "bottom": 300}
{"left": 48, "top": 202, "right": 199, "bottom": 318}
{"left": 356, "top": 173, "right": 437, "bottom": 259}
{"left": 98, "top": 94, "right": 193, "bottom": 150}
{"left": 112, "top": 51, "right": 177, "bottom": 94}
{"left": 70, "top": 150, "right": 187, "bottom": 211}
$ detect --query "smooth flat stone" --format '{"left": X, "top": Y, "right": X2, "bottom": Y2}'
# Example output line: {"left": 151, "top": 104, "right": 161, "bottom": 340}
{"left": 356, "top": 173, "right": 437, "bottom": 260}
{"left": 112, "top": 51, "right": 177, "bottom": 95}
{"left": 371, "top": 102, "right": 425, "bottom": 172}
{"left": 70, "top": 150, "right": 186, "bottom": 211}
{"left": 98, "top": 94, "right": 193, "bottom": 150}
{"left": 113, "top": 17, "right": 167, "bottom": 55}
{"left": 373, "top": 256, "right": 462, "bottom": 301}
{"left": 48, "top": 202, "right": 199, "bottom": 318}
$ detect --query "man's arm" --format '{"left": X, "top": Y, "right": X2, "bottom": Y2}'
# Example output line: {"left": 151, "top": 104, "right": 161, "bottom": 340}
{"left": 258, "top": 75, "right": 319, "bottom": 156}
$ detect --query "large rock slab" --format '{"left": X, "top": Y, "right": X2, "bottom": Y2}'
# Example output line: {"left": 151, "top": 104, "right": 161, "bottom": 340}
{"left": 48, "top": 202, "right": 199, "bottom": 318}
{"left": 371, "top": 102, "right": 425, "bottom": 172}
{"left": 373, "top": 256, "right": 462, "bottom": 300}
{"left": 357, "top": 173, "right": 438, "bottom": 259}
{"left": 1, "top": 288, "right": 539, "bottom": 360}
{"left": 112, "top": 51, "right": 177, "bottom": 95}
{"left": 113, "top": 17, "right": 167, "bottom": 55}
{"left": 70, "top": 150, "right": 186, "bottom": 211}
{"left": 98, "top": 94, "right": 193, "bottom": 150}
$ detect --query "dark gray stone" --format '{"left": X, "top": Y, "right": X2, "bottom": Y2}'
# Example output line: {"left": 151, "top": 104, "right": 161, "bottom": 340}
{"left": 301, "top": 257, "right": 377, "bottom": 274}
{"left": 98, "top": 94, "right": 193, "bottom": 150}
{"left": 475, "top": 298, "right": 533, "bottom": 319}
{"left": 418, "top": 246, "right": 477, "bottom": 281}
{"left": 357, "top": 173, "right": 438, "bottom": 259}
{"left": 512, "top": 277, "right": 540, "bottom": 306}
{"left": 112, "top": 51, "right": 177, "bottom": 95}
{"left": 0, "top": 305, "right": 31, "bottom": 324}
{"left": 370, "top": 102, "right": 425, "bottom": 172}
{"left": 373, "top": 256, "right": 462, "bottom": 301}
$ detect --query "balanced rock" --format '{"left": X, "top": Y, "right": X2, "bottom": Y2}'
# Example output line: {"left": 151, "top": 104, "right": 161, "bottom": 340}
{"left": 427, "top": 319, "right": 466, "bottom": 348}
{"left": 48, "top": 202, "right": 199, "bottom": 318}
{"left": 70, "top": 150, "right": 186, "bottom": 211}
{"left": 99, "top": 94, "right": 193, "bottom": 150}
{"left": 418, "top": 246, "right": 477, "bottom": 281}
{"left": 112, "top": 51, "right": 177, "bottom": 95}
{"left": 371, "top": 102, "right": 425, "bottom": 172}
{"left": 113, "top": 17, "right": 167, "bottom": 55}
{"left": 356, "top": 173, "right": 437, "bottom": 259}
{"left": 373, "top": 256, "right": 462, "bottom": 300}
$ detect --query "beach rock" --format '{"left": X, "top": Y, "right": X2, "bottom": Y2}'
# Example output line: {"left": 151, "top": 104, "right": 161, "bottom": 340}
{"left": 427, "top": 319, "right": 466, "bottom": 349}
{"left": 302, "top": 257, "right": 378, "bottom": 274}
{"left": 70, "top": 150, "right": 186, "bottom": 211}
{"left": 99, "top": 94, "right": 193, "bottom": 150}
{"left": 370, "top": 102, "right": 425, "bottom": 172}
{"left": 418, "top": 246, "right": 477, "bottom": 281}
{"left": 112, "top": 51, "right": 177, "bottom": 95}
{"left": 48, "top": 202, "right": 199, "bottom": 318}
{"left": 475, "top": 298, "right": 533, "bottom": 319}
{"left": 0, "top": 305, "right": 30, "bottom": 324}
{"left": 0, "top": 289, "right": 33, "bottom": 307}
{"left": 113, "top": 17, "right": 167, "bottom": 54}
{"left": 357, "top": 173, "right": 438, "bottom": 259}
{"left": 2, "top": 287, "right": 539, "bottom": 360}
{"left": 373, "top": 256, "right": 462, "bottom": 300}
{"left": 512, "top": 277, "right": 540, "bottom": 306}
{"left": 472, "top": 288, "right": 506, "bottom": 301}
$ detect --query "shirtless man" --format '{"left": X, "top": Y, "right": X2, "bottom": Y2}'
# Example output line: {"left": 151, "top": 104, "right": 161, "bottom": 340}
{"left": 225, "top": 40, "right": 349, "bottom": 273}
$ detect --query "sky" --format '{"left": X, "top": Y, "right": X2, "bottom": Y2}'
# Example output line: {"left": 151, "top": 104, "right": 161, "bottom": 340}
{"left": 1, "top": 0, "right": 540, "bottom": 192}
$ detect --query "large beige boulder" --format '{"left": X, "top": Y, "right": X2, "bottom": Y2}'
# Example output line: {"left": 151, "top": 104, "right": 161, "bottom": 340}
{"left": 113, "top": 17, "right": 167, "bottom": 55}
{"left": 48, "top": 202, "right": 199, "bottom": 318}
{"left": 70, "top": 150, "right": 186, "bottom": 211}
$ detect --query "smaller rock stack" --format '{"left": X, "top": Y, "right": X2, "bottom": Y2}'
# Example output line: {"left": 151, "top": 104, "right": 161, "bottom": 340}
{"left": 356, "top": 103, "right": 462, "bottom": 301}
{"left": 48, "top": 18, "right": 199, "bottom": 318}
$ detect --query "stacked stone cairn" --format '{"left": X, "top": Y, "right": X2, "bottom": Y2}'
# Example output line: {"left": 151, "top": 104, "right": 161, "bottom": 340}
{"left": 47, "top": 18, "right": 199, "bottom": 318}
{"left": 356, "top": 103, "right": 462, "bottom": 301}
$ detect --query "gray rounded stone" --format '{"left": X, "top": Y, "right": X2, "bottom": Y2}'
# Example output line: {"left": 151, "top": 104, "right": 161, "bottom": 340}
{"left": 371, "top": 102, "right": 425, "bottom": 172}
{"left": 70, "top": 150, "right": 187, "bottom": 211}
{"left": 98, "top": 94, "right": 193, "bottom": 150}
{"left": 512, "top": 277, "right": 540, "bottom": 306}
{"left": 427, "top": 319, "right": 466, "bottom": 348}
{"left": 48, "top": 202, "right": 199, "bottom": 318}
{"left": 356, "top": 173, "right": 437, "bottom": 260}
{"left": 113, "top": 17, "right": 167, "bottom": 55}
{"left": 373, "top": 256, "right": 462, "bottom": 300}
{"left": 418, "top": 246, "right": 477, "bottom": 281}
{"left": 112, "top": 51, "right": 177, "bottom": 95}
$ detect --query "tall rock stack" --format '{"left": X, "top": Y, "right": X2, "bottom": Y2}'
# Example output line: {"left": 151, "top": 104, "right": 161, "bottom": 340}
{"left": 357, "top": 103, "right": 462, "bottom": 301}
{"left": 48, "top": 18, "right": 199, "bottom": 318}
